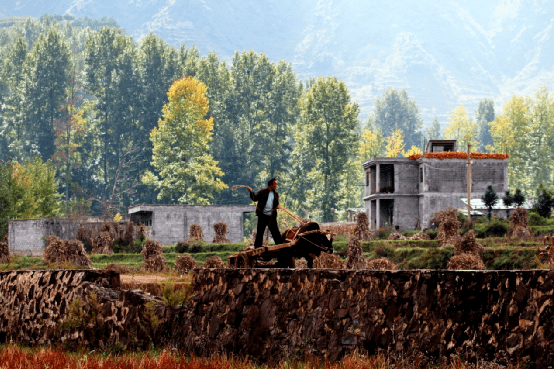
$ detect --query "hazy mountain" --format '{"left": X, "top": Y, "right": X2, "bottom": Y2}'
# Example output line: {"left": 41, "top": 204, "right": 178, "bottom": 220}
{"left": 2, "top": 0, "right": 554, "bottom": 127}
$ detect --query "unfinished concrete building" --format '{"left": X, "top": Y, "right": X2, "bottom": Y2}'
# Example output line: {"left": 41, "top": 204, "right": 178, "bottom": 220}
{"left": 362, "top": 140, "right": 509, "bottom": 231}
{"left": 128, "top": 204, "right": 255, "bottom": 245}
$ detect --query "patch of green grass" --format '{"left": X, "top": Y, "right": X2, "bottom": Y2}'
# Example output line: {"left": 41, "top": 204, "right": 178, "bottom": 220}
{"left": 0, "top": 256, "right": 50, "bottom": 271}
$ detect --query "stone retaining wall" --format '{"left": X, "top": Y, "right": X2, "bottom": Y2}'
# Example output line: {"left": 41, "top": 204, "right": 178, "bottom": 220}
{"left": 0, "top": 270, "right": 173, "bottom": 348}
{"left": 1, "top": 269, "right": 554, "bottom": 368}
{"left": 177, "top": 269, "right": 554, "bottom": 367}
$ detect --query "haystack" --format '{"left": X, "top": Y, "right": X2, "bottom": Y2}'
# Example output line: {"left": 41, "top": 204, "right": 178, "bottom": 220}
{"left": 366, "top": 257, "right": 397, "bottom": 270}
{"left": 185, "top": 223, "right": 205, "bottom": 245}
{"left": 454, "top": 230, "right": 484, "bottom": 256}
{"left": 436, "top": 208, "right": 461, "bottom": 246}
{"left": 121, "top": 221, "right": 135, "bottom": 246}
{"left": 248, "top": 230, "right": 268, "bottom": 246}
{"left": 411, "top": 232, "right": 431, "bottom": 240}
{"left": 104, "top": 263, "right": 131, "bottom": 274}
{"left": 91, "top": 230, "right": 114, "bottom": 254}
{"left": 0, "top": 234, "right": 10, "bottom": 264}
{"left": 511, "top": 207, "right": 532, "bottom": 239}
{"left": 141, "top": 239, "right": 167, "bottom": 273}
{"left": 313, "top": 252, "right": 345, "bottom": 269}
{"left": 447, "top": 254, "right": 485, "bottom": 270}
{"left": 346, "top": 235, "right": 367, "bottom": 269}
{"left": 76, "top": 225, "right": 93, "bottom": 250}
{"left": 212, "top": 222, "right": 231, "bottom": 244}
{"left": 91, "top": 221, "right": 114, "bottom": 255}
{"left": 175, "top": 255, "right": 197, "bottom": 274}
{"left": 353, "top": 212, "right": 373, "bottom": 241}
{"left": 388, "top": 232, "right": 407, "bottom": 240}
{"left": 43, "top": 236, "right": 93, "bottom": 268}
{"left": 295, "top": 259, "right": 308, "bottom": 269}
{"left": 203, "top": 255, "right": 225, "bottom": 268}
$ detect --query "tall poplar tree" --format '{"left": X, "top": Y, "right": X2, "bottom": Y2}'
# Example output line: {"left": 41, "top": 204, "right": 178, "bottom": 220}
{"left": 292, "top": 77, "right": 359, "bottom": 222}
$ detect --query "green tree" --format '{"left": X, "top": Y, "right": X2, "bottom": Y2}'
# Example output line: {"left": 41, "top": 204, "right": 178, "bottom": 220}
{"left": 292, "top": 77, "right": 359, "bottom": 222}
{"left": 535, "top": 188, "right": 553, "bottom": 218}
{"left": 424, "top": 117, "right": 442, "bottom": 148}
{"left": 475, "top": 99, "right": 495, "bottom": 151}
{"left": 373, "top": 88, "right": 423, "bottom": 149}
{"left": 0, "top": 157, "right": 62, "bottom": 234}
{"left": 23, "top": 28, "right": 71, "bottom": 161}
{"left": 513, "top": 189, "right": 525, "bottom": 207}
{"left": 481, "top": 185, "right": 499, "bottom": 220}
{"left": 0, "top": 36, "right": 28, "bottom": 159}
{"left": 502, "top": 190, "right": 514, "bottom": 218}
{"left": 141, "top": 77, "right": 227, "bottom": 204}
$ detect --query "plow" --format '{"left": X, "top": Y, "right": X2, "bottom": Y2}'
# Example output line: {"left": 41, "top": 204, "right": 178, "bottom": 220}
{"left": 227, "top": 221, "right": 335, "bottom": 268}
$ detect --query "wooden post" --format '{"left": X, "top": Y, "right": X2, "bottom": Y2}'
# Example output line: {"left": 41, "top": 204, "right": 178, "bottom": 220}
{"left": 467, "top": 144, "right": 472, "bottom": 224}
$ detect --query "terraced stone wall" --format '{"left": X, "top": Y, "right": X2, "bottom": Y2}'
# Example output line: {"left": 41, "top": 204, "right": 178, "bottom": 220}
{"left": 178, "top": 269, "right": 554, "bottom": 368}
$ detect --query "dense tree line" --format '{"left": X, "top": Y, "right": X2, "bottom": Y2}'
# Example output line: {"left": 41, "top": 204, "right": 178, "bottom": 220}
{"left": 0, "top": 15, "right": 551, "bottom": 225}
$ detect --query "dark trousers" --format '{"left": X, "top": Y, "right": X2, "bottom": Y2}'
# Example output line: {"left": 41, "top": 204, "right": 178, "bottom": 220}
{"left": 254, "top": 214, "right": 283, "bottom": 248}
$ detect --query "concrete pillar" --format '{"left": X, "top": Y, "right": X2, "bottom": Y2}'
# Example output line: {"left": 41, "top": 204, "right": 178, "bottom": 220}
{"left": 376, "top": 163, "right": 380, "bottom": 193}
{"left": 368, "top": 201, "right": 372, "bottom": 229}
{"left": 376, "top": 199, "right": 381, "bottom": 229}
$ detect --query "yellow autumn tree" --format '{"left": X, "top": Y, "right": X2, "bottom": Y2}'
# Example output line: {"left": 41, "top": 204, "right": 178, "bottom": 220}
{"left": 359, "top": 129, "right": 384, "bottom": 161}
{"left": 403, "top": 145, "right": 422, "bottom": 157}
{"left": 385, "top": 129, "right": 405, "bottom": 157}
{"left": 444, "top": 105, "right": 479, "bottom": 149}
{"left": 142, "top": 76, "right": 227, "bottom": 204}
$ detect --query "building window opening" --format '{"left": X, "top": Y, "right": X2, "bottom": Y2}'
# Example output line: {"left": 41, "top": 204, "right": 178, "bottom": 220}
{"left": 370, "top": 166, "right": 376, "bottom": 194}
{"left": 379, "top": 164, "right": 394, "bottom": 193}
{"left": 380, "top": 199, "right": 394, "bottom": 227}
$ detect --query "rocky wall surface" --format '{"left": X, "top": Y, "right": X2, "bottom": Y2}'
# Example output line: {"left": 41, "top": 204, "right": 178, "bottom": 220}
{"left": 0, "top": 270, "right": 173, "bottom": 348}
{"left": 177, "top": 269, "right": 554, "bottom": 367}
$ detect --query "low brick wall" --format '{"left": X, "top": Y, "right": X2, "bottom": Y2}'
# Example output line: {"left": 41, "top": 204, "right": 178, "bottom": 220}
{"left": 177, "top": 269, "right": 554, "bottom": 367}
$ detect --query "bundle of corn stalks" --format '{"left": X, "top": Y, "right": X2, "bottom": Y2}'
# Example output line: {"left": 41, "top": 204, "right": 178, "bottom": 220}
{"left": 366, "top": 257, "right": 397, "bottom": 270}
{"left": 0, "top": 234, "right": 10, "bottom": 263}
{"left": 203, "top": 255, "right": 225, "bottom": 268}
{"left": 43, "top": 236, "right": 93, "bottom": 268}
{"left": 90, "top": 221, "right": 114, "bottom": 255}
{"left": 295, "top": 259, "right": 308, "bottom": 269}
{"left": 76, "top": 225, "right": 93, "bottom": 250}
{"left": 247, "top": 231, "right": 268, "bottom": 246}
{"left": 447, "top": 254, "right": 485, "bottom": 270}
{"left": 511, "top": 207, "right": 532, "bottom": 240}
{"left": 141, "top": 239, "right": 167, "bottom": 273}
{"left": 436, "top": 208, "right": 461, "bottom": 246}
{"left": 346, "top": 235, "right": 367, "bottom": 269}
{"left": 388, "top": 232, "right": 407, "bottom": 240}
{"left": 353, "top": 212, "right": 373, "bottom": 241}
{"left": 185, "top": 224, "right": 205, "bottom": 245}
{"left": 322, "top": 223, "right": 356, "bottom": 238}
{"left": 104, "top": 263, "right": 131, "bottom": 274}
{"left": 175, "top": 254, "right": 197, "bottom": 274}
{"left": 411, "top": 232, "right": 431, "bottom": 240}
{"left": 447, "top": 230, "right": 486, "bottom": 270}
{"left": 313, "top": 252, "right": 345, "bottom": 269}
{"left": 454, "top": 230, "right": 485, "bottom": 256}
{"left": 212, "top": 222, "right": 231, "bottom": 244}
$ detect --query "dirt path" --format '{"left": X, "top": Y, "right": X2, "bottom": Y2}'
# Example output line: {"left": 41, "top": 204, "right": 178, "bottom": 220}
{"left": 120, "top": 274, "right": 172, "bottom": 285}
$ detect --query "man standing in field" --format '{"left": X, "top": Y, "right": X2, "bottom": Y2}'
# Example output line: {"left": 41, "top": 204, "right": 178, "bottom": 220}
{"left": 246, "top": 178, "right": 284, "bottom": 248}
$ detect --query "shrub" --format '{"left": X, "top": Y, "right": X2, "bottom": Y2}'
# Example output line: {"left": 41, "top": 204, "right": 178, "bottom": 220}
{"left": 160, "top": 282, "right": 193, "bottom": 306}
{"left": 175, "top": 241, "right": 189, "bottom": 253}
{"left": 475, "top": 217, "right": 509, "bottom": 238}
{"left": 529, "top": 212, "right": 548, "bottom": 226}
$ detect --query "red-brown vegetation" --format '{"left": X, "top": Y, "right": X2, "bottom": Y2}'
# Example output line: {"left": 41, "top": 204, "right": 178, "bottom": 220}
{"left": 409, "top": 152, "right": 509, "bottom": 160}
{"left": 0, "top": 345, "right": 521, "bottom": 369}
